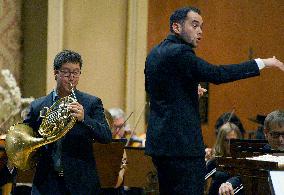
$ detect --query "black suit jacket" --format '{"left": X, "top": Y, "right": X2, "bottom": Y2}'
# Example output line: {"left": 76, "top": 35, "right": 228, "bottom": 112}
{"left": 144, "top": 34, "right": 260, "bottom": 157}
{"left": 23, "top": 90, "right": 112, "bottom": 195}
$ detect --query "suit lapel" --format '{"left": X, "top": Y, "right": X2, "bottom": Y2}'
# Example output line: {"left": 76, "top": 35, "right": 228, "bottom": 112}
{"left": 74, "top": 90, "right": 84, "bottom": 105}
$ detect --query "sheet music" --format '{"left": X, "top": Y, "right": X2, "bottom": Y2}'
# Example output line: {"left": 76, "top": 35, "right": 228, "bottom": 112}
{"left": 246, "top": 154, "right": 284, "bottom": 167}
{"left": 269, "top": 171, "right": 284, "bottom": 195}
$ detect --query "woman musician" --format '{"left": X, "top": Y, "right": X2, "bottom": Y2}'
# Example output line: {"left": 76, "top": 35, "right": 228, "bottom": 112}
{"left": 205, "top": 122, "right": 243, "bottom": 195}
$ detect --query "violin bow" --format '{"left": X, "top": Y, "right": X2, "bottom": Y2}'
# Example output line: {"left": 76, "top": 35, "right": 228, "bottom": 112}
{"left": 226, "top": 108, "right": 235, "bottom": 124}
{"left": 113, "top": 111, "right": 134, "bottom": 136}
{"left": 125, "top": 102, "right": 147, "bottom": 146}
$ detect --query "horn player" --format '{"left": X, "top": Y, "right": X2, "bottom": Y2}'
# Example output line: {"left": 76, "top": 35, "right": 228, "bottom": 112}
{"left": 23, "top": 50, "right": 112, "bottom": 195}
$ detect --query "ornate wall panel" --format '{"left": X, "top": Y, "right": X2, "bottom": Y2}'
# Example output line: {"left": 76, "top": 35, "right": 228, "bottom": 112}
{"left": 0, "top": 0, "right": 22, "bottom": 80}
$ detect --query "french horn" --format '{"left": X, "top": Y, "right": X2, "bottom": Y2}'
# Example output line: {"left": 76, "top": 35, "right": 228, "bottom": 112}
{"left": 5, "top": 84, "right": 77, "bottom": 170}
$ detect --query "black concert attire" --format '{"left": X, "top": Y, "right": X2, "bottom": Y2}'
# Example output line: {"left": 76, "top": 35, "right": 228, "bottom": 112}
{"left": 24, "top": 90, "right": 112, "bottom": 195}
{"left": 145, "top": 34, "right": 260, "bottom": 194}
{"left": 206, "top": 159, "right": 243, "bottom": 195}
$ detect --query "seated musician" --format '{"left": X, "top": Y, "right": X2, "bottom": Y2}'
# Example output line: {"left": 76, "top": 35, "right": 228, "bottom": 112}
{"left": 205, "top": 112, "right": 245, "bottom": 162}
{"left": 263, "top": 110, "right": 284, "bottom": 151}
{"left": 206, "top": 122, "right": 243, "bottom": 195}
{"left": 108, "top": 107, "right": 131, "bottom": 139}
{"left": 107, "top": 108, "right": 145, "bottom": 194}
{"left": 215, "top": 112, "right": 246, "bottom": 138}
{"left": 109, "top": 107, "right": 145, "bottom": 146}
{"left": 218, "top": 110, "right": 284, "bottom": 195}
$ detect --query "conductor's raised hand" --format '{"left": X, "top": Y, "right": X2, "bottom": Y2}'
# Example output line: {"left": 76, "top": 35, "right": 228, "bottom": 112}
{"left": 262, "top": 56, "right": 284, "bottom": 71}
{"left": 198, "top": 84, "right": 207, "bottom": 98}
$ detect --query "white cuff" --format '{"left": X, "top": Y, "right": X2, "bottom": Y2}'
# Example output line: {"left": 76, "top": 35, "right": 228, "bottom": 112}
{"left": 255, "top": 58, "right": 265, "bottom": 70}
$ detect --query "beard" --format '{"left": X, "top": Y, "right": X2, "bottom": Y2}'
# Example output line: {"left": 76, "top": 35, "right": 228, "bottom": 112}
{"left": 179, "top": 30, "right": 196, "bottom": 48}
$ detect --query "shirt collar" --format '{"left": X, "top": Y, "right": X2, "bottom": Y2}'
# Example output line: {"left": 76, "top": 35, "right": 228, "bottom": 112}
{"left": 166, "top": 33, "right": 195, "bottom": 49}
{"left": 52, "top": 89, "right": 59, "bottom": 102}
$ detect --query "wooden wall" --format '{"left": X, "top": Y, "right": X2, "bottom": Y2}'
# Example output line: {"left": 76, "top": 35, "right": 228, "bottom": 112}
{"left": 148, "top": 0, "right": 284, "bottom": 147}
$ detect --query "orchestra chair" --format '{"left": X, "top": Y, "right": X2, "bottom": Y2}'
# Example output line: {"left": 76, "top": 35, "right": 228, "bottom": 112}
{"left": 92, "top": 138, "right": 126, "bottom": 188}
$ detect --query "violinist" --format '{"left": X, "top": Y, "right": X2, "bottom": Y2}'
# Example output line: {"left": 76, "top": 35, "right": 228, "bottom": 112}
{"left": 206, "top": 111, "right": 245, "bottom": 162}
{"left": 109, "top": 107, "right": 145, "bottom": 147}
{"left": 105, "top": 108, "right": 145, "bottom": 195}
{"left": 109, "top": 108, "right": 131, "bottom": 139}
{"left": 217, "top": 110, "right": 284, "bottom": 195}
{"left": 206, "top": 123, "right": 243, "bottom": 195}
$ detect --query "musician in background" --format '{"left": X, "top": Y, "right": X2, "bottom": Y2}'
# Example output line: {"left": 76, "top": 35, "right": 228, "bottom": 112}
{"left": 106, "top": 108, "right": 145, "bottom": 194}
{"left": 206, "top": 122, "right": 243, "bottom": 195}
{"left": 23, "top": 50, "right": 112, "bottom": 195}
{"left": 109, "top": 108, "right": 131, "bottom": 139}
{"left": 109, "top": 107, "right": 145, "bottom": 147}
{"left": 215, "top": 112, "right": 245, "bottom": 138}
{"left": 264, "top": 110, "right": 284, "bottom": 151}
{"left": 206, "top": 112, "right": 245, "bottom": 162}
{"left": 217, "top": 110, "right": 284, "bottom": 195}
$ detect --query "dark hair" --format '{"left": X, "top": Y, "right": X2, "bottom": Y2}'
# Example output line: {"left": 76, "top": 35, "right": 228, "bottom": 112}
{"left": 53, "top": 50, "right": 83, "bottom": 70}
{"left": 169, "top": 6, "right": 201, "bottom": 33}
{"left": 215, "top": 112, "right": 245, "bottom": 137}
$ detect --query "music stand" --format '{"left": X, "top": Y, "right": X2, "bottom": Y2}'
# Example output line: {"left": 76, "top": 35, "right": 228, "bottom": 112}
{"left": 229, "top": 139, "right": 268, "bottom": 158}
{"left": 93, "top": 139, "right": 126, "bottom": 188}
{"left": 216, "top": 156, "right": 278, "bottom": 195}
{"left": 124, "top": 147, "right": 158, "bottom": 192}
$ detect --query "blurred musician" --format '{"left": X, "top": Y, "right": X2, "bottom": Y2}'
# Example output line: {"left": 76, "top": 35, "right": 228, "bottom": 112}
{"left": 206, "top": 111, "right": 245, "bottom": 162}
{"left": 215, "top": 112, "right": 245, "bottom": 138}
{"left": 109, "top": 108, "right": 131, "bottom": 139}
{"left": 109, "top": 107, "right": 145, "bottom": 147}
{"left": 263, "top": 110, "right": 284, "bottom": 151}
{"left": 206, "top": 123, "right": 243, "bottom": 195}
{"left": 105, "top": 108, "right": 145, "bottom": 194}
{"left": 218, "top": 110, "right": 284, "bottom": 195}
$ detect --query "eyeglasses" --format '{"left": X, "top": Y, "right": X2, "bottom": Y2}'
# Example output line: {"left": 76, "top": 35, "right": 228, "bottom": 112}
{"left": 269, "top": 131, "right": 284, "bottom": 139}
{"left": 58, "top": 69, "right": 81, "bottom": 78}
